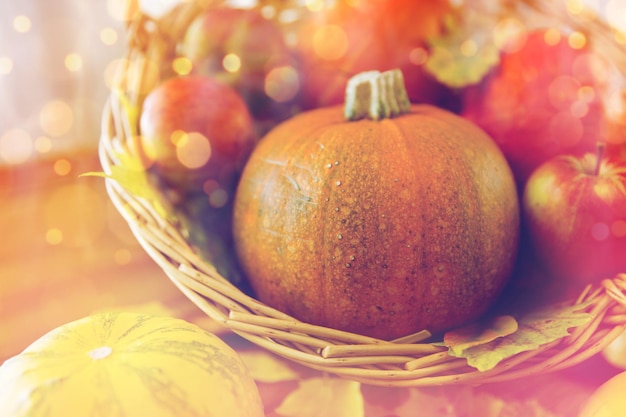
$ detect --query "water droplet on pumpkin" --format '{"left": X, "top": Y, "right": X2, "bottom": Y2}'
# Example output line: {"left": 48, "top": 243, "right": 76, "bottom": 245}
{"left": 326, "top": 163, "right": 332, "bottom": 169}
{"left": 345, "top": 263, "right": 351, "bottom": 268}
{"left": 350, "top": 255, "right": 356, "bottom": 261}
{"left": 336, "top": 180, "right": 341, "bottom": 186}
{"left": 337, "top": 233, "right": 343, "bottom": 240}
{"left": 334, "top": 161, "right": 340, "bottom": 166}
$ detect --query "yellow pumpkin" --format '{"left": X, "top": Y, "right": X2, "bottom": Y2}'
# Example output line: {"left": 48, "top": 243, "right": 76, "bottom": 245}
{"left": 578, "top": 371, "right": 626, "bottom": 417}
{"left": 0, "top": 312, "right": 265, "bottom": 417}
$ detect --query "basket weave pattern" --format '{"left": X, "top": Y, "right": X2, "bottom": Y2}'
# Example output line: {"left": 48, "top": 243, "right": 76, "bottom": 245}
{"left": 100, "top": 0, "right": 626, "bottom": 386}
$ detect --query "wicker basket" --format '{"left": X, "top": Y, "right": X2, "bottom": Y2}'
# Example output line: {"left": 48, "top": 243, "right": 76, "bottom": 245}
{"left": 100, "top": 0, "right": 626, "bottom": 386}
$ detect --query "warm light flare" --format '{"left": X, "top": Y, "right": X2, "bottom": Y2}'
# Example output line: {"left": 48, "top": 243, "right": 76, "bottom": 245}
{"left": 222, "top": 53, "right": 242, "bottom": 73}
{"left": 34, "top": 136, "right": 53, "bottom": 154}
{"left": 39, "top": 100, "right": 74, "bottom": 137}
{"left": 312, "top": 25, "right": 348, "bottom": 61}
{"left": 459, "top": 39, "right": 478, "bottom": 57}
{"left": 0, "top": 129, "right": 33, "bottom": 164}
{"left": 173, "top": 57, "right": 193, "bottom": 75}
{"left": 53, "top": 159, "right": 72, "bottom": 176}
{"left": 65, "top": 53, "right": 83, "bottom": 72}
{"left": 100, "top": 27, "right": 119, "bottom": 46}
{"left": 568, "top": 31, "right": 587, "bottom": 49}
{"left": 175, "top": 132, "right": 212, "bottom": 169}
{"left": 13, "top": 15, "right": 31, "bottom": 33}
{"left": 45, "top": 228, "right": 64, "bottom": 245}
{"left": 0, "top": 56, "right": 13, "bottom": 75}
{"left": 408, "top": 48, "right": 428, "bottom": 66}
{"left": 265, "top": 65, "right": 299, "bottom": 103}
{"left": 544, "top": 28, "right": 562, "bottom": 46}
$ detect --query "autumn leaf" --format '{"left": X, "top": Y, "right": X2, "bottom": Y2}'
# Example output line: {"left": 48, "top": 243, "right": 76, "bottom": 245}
{"left": 274, "top": 376, "right": 364, "bottom": 417}
{"left": 424, "top": 10, "right": 502, "bottom": 88}
{"left": 448, "top": 302, "right": 593, "bottom": 372}
{"left": 238, "top": 351, "right": 301, "bottom": 383}
{"left": 82, "top": 153, "right": 170, "bottom": 220}
{"left": 444, "top": 315, "right": 519, "bottom": 356}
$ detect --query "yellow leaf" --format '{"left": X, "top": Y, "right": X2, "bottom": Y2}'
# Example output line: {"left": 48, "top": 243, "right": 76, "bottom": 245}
{"left": 82, "top": 150, "right": 171, "bottom": 219}
{"left": 444, "top": 315, "right": 519, "bottom": 356}
{"left": 238, "top": 351, "right": 301, "bottom": 383}
{"left": 448, "top": 302, "right": 593, "bottom": 372}
{"left": 275, "top": 376, "right": 364, "bottom": 417}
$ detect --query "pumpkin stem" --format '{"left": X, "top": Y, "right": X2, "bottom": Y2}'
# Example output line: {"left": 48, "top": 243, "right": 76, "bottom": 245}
{"left": 344, "top": 69, "right": 411, "bottom": 121}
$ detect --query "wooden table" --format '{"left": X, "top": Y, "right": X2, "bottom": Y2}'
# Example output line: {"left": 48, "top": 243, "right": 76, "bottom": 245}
{"left": 1, "top": 151, "right": 620, "bottom": 417}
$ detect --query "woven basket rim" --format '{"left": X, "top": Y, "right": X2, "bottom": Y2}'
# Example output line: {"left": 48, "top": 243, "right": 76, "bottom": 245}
{"left": 99, "top": 0, "right": 626, "bottom": 386}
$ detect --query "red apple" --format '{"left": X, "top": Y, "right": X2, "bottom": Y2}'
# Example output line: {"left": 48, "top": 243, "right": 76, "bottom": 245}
{"left": 139, "top": 75, "right": 257, "bottom": 196}
{"left": 462, "top": 29, "right": 609, "bottom": 185}
{"left": 522, "top": 144, "right": 626, "bottom": 284}
{"left": 179, "top": 7, "right": 298, "bottom": 124}
{"left": 293, "top": 0, "right": 452, "bottom": 110}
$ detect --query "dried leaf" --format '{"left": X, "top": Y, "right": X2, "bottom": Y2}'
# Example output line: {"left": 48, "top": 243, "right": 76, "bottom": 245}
{"left": 82, "top": 150, "right": 170, "bottom": 219}
{"left": 444, "top": 315, "right": 519, "bottom": 356}
{"left": 275, "top": 377, "right": 364, "bottom": 417}
{"left": 238, "top": 351, "right": 301, "bottom": 383}
{"left": 448, "top": 302, "right": 593, "bottom": 372}
{"left": 425, "top": 11, "right": 502, "bottom": 88}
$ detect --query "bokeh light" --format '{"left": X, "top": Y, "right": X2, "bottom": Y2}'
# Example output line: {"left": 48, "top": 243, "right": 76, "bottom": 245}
{"left": 408, "top": 48, "right": 428, "bottom": 66}
{"left": 568, "top": 31, "right": 587, "bottom": 49}
{"left": 566, "top": 0, "right": 586, "bottom": 15}
{"left": 612, "top": 220, "right": 626, "bottom": 238}
{"left": 265, "top": 65, "right": 299, "bottom": 103}
{"left": 305, "top": 0, "right": 326, "bottom": 12}
{"left": 100, "top": 27, "right": 119, "bottom": 45}
{"left": 45, "top": 228, "right": 64, "bottom": 245}
{"left": 173, "top": 56, "right": 193, "bottom": 75}
{"left": 0, "top": 128, "right": 33, "bottom": 165}
{"left": 174, "top": 131, "right": 212, "bottom": 169}
{"left": 203, "top": 179, "right": 229, "bottom": 208}
{"left": 13, "top": 15, "right": 32, "bottom": 33}
{"left": 53, "top": 158, "right": 72, "bottom": 176}
{"left": 65, "top": 53, "right": 83, "bottom": 72}
{"left": 543, "top": 27, "right": 562, "bottom": 46}
{"left": 493, "top": 17, "right": 527, "bottom": 53}
{"left": 34, "top": 136, "right": 53, "bottom": 154}
{"left": 591, "top": 222, "right": 610, "bottom": 241}
{"left": 312, "top": 25, "right": 348, "bottom": 61}
{"left": 39, "top": 100, "right": 74, "bottom": 137}
{"left": 222, "top": 53, "right": 242, "bottom": 73}
{"left": 0, "top": 57, "right": 13, "bottom": 75}
{"left": 460, "top": 39, "right": 478, "bottom": 57}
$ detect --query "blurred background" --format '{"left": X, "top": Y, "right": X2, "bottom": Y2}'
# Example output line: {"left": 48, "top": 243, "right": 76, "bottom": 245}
{"left": 0, "top": 0, "right": 187, "bottom": 361}
{"left": 0, "top": 0, "right": 622, "bottom": 361}
{"left": 1, "top": 1, "right": 626, "bottom": 416}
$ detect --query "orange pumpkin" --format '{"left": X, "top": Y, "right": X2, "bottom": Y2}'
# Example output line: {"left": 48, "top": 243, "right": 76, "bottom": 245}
{"left": 233, "top": 70, "right": 520, "bottom": 339}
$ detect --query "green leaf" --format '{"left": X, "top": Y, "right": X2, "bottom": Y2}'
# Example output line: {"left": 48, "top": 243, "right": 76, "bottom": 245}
{"left": 448, "top": 302, "right": 593, "bottom": 372}
{"left": 275, "top": 376, "right": 364, "bottom": 417}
